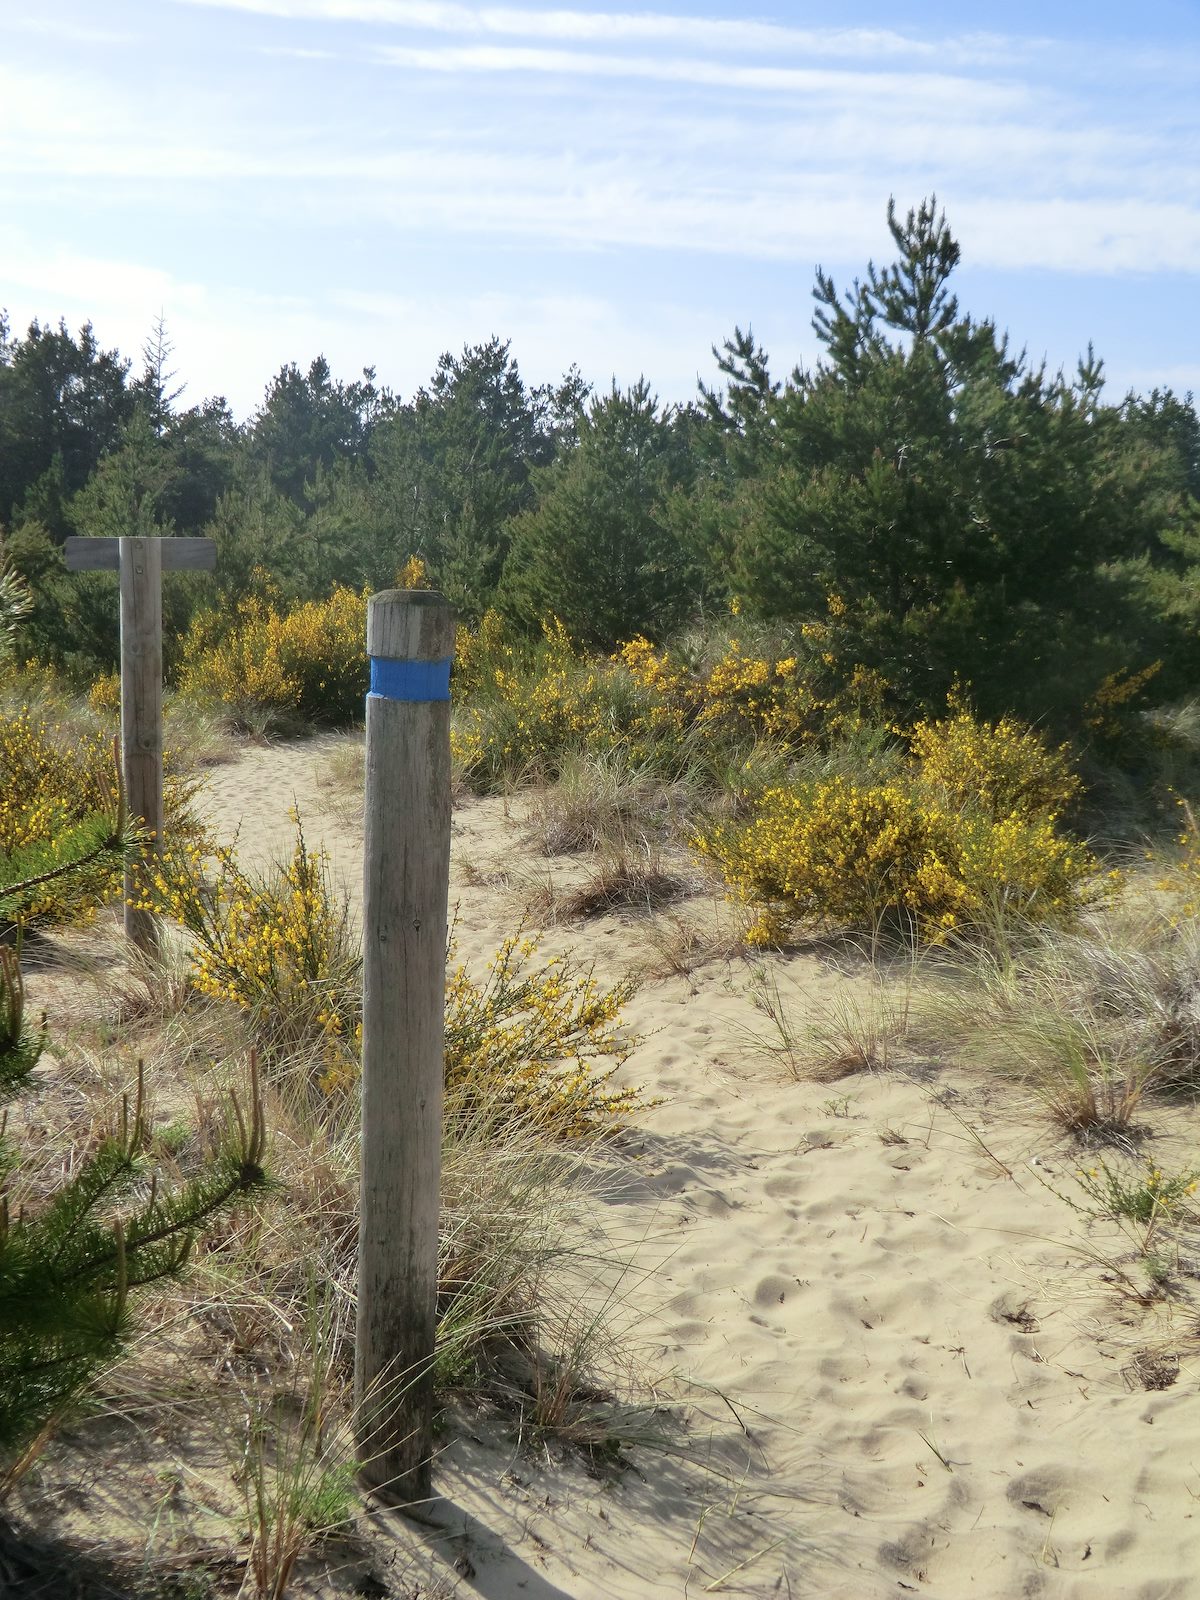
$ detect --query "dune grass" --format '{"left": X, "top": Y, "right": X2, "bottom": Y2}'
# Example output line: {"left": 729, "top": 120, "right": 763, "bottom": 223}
{"left": 915, "top": 886, "right": 1200, "bottom": 1135}
{"left": 7, "top": 646, "right": 1200, "bottom": 1594}
{"left": 1, "top": 800, "right": 664, "bottom": 1594}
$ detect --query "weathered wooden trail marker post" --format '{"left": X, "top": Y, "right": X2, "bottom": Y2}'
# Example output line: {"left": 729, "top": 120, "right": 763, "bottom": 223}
{"left": 355, "top": 589, "right": 456, "bottom": 1506}
{"left": 64, "top": 535, "right": 215, "bottom": 952}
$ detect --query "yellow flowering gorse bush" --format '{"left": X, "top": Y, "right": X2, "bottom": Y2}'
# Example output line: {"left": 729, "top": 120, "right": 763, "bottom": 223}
{"left": 909, "top": 703, "right": 1080, "bottom": 820}
{"left": 452, "top": 608, "right": 513, "bottom": 700}
{"left": 0, "top": 707, "right": 117, "bottom": 921}
{"left": 396, "top": 553, "right": 431, "bottom": 590}
{"left": 1154, "top": 795, "right": 1200, "bottom": 919}
{"left": 444, "top": 926, "right": 641, "bottom": 1139}
{"left": 0, "top": 705, "right": 198, "bottom": 922}
{"left": 620, "top": 632, "right": 890, "bottom": 743}
{"left": 696, "top": 709, "right": 1100, "bottom": 942}
{"left": 145, "top": 818, "right": 640, "bottom": 1137}
{"left": 450, "top": 613, "right": 888, "bottom": 793}
{"left": 86, "top": 672, "right": 121, "bottom": 717}
{"left": 1083, "top": 661, "right": 1163, "bottom": 744}
{"left": 139, "top": 818, "right": 359, "bottom": 1077}
{"left": 178, "top": 585, "right": 369, "bottom": 727}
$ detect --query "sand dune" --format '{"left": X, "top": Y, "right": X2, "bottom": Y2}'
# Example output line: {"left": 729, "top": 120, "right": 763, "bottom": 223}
{"left": 196, "top": 732, "right": 1200, "bottom": 1600}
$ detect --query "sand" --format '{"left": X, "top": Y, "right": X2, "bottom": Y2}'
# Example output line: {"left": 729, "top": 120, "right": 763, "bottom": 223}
{"left": 178, "top": 733, "right": 1200, "bottom": 1597}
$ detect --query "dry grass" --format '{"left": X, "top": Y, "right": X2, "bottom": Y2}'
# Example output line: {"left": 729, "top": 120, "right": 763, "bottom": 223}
{"left": 313, "top": 733, "right": 365, "bottom": 829}
{"left": 4, "top": 894, "right": 669, "bottom": 1595}
{"left": 164, "top": 695, "right": 243, "bottom": 770}
{"left": 435, "top": 1086, "right": 672, "bottom": 1466}
{"left": 225, "top": 1288, "right": 358, "bottom": 1600}
{"left": 919, "top": 893, "right": 1200, "bottom": 1133}
{"left": 642, "top": 900, "right": 751, "bottom": 980}
{"left": 514, "top": 751, "right": 709, "bottom": 924}
{"left": 556, "top": 843, "right": 696, "bottom": 921}
{"left": 744, "top": 953, "right": 920, "bottom": 1082}
{"left": 522, "top": 748, "right": 698, "bottom": 858}
{"left": 98, "top": 933, "right": 198, "bottom": 1030}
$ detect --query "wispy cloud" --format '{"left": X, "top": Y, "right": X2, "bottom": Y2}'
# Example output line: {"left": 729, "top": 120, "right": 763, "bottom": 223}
{"left": 3, "top": 1, "right": 1196, "bottom": 414}
{"left": 9, "top": 15, "right": 137, "bottom": 45}
{"left": 173, "top": 0, "right": 1027, "bottom": 67}
{"left": 3, "top": 40, "right": 1195, "bottom": 276}
{"left": 955, "top": 197, "right": 1200, "bottom": 276}
{"left": 367, "top": 42, "right": 1029, "bottom": 113}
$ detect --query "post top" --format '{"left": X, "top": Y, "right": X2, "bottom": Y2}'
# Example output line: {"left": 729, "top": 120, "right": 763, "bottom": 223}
{"left": 367, "top": 589, "right": 457, "bottom": 660}
{"left": 370, "top": 588, "right": 453, "bottom": 608}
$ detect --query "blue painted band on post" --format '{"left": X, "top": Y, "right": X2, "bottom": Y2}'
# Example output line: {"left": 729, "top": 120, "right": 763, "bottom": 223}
{"left": 368, "top": 656, "right": 452, "bottom": 702}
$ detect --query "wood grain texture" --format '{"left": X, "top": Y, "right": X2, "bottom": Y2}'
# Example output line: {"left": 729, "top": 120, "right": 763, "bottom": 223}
{"left": 65, "top": 534, "right": 214, "bottom": 950}
{"left": 119, "top": 538, "right": 163, "bottom": 954}
{"left": 355, "top": 590, "right": 456, "bottom": 1505}
{"left": 366, "top": 588, "right": 457, "bottom": 662}
{"left": 64, "top": 535, "right": 215, "bottom": 572}
{"left": 63, "top": 537, "right": 121, "bottom": 571}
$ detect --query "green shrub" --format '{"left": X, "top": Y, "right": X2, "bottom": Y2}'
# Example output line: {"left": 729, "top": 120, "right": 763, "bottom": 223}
{"left": 908, "top": 702, "right": 1080, "bottom": 820}
{"left": 696, "top": 709, "right": 1102, "bottom": 943}
{"left": 146, "top": 819, "right": 641, "bottom": 1138}
{"left": 178, "top": 585, "right": 368, "bottom": 728}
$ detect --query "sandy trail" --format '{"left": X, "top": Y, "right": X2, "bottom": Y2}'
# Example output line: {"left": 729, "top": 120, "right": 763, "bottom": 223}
{"left": 195, "top": 734, "right": 1200, "bottom": 1600}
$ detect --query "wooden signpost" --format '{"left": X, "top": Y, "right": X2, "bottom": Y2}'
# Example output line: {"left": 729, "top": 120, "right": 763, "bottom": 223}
{"left": 63, "top": 535, "right": 215, "bottom": 952}
{"left": 355, "top": 589, "right": 455, "bottom": 1507}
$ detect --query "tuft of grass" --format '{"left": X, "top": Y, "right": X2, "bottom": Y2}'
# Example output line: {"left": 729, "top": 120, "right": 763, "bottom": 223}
{"left": 523, "top": 747, "right": 689, "bottom": 857}
{"left": 227, "top": 1285, "right": 358, "bottom": 1600}
{"left": 436, "top": 1088, "right": 674, "bottom": 1470}
{"left": 163, "top": 694, "right": 242, "bottom": 770}
{"left": 744, "top": 954, "right": 917, "bottom": 1082}
{"left": 101, "top": 935, "right": 197, "bottom": 1030}
{"left": 1122, "top": 1347, "right": 1181, "bottom": 1392}
{"left": 557, "top": 841, "right": 694, "bottom": 921}
{"left": 921, "top": 896, "right": 1200, "bottom": 1133}
{"left": 643, "top": 901, "right": 750, "bottom": 980}
{"left": 314, "top": 732, "right": 366, "bottom": 827}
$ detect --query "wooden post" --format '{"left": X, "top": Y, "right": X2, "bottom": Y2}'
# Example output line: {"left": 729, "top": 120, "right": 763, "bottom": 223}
{"left": 63, "top": 536, "right": 215, "bottom": 954}
{"left": 355, "top": 589, "right": 456, "bottom": 1506}
{"left": 120, "top": 537, "right": 163, "bottom": 954}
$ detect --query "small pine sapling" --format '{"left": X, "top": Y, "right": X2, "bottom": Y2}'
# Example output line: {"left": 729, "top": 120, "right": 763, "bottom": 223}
{"left": 0, "top": 1052, "right": 269, "bottom": 1452}
{"left": 0, "top": 744, "right": 271, "bottom": 1456}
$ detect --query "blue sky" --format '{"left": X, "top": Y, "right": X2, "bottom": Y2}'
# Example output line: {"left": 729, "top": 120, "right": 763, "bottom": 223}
{"left": 3, "top": 1, "right": 1198, "bottom": 420}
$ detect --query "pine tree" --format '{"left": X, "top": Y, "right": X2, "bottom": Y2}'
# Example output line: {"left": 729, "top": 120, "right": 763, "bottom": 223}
{"left": 697, "top": 325, "right": 778, "bottom": 478}
{"left": 0, "top": 1036, "right": 268, "bottom": 1450}
{"left": 137, "top": 311, "right": 185, "bottom": 437}
{"left": 499, "top": 379, "right": 692, "bottom": 648}
{"left": 726, "top": 196, "right": 1175, "bottom": 722}
{"left": 0, "top": 551, "right": 31, "bottom": 663}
